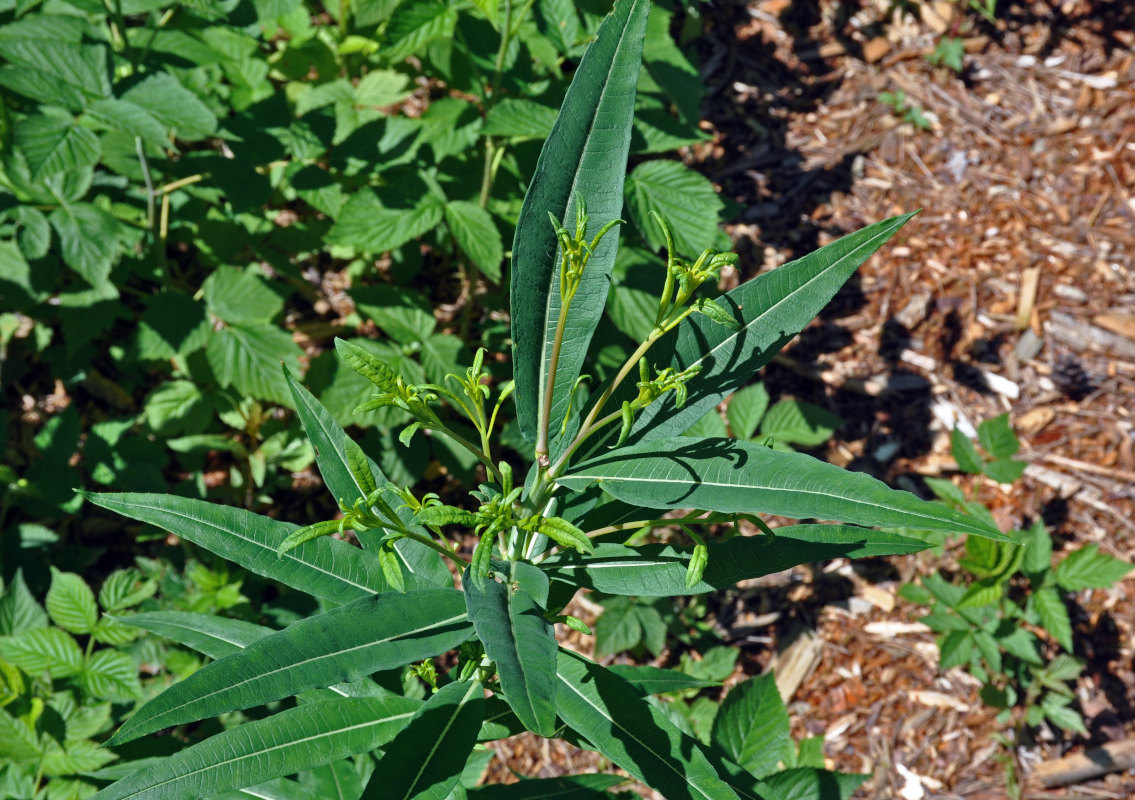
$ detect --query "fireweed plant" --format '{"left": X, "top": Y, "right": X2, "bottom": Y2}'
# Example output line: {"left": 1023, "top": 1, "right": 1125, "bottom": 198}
{"left": 84, "top": 1, "right": 1011, "bottom": 798}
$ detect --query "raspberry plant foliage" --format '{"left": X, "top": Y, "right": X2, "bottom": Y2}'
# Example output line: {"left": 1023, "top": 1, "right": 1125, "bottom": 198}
{"left": 85, "top": 1, "right": 1008, "bottom": 798}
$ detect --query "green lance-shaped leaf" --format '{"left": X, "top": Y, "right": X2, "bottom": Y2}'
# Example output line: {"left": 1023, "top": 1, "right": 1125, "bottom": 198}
{"left": 119, "top": 611, "right": 273, "bottom": 659}
{"left": 510, "top": 0, "right": 652, "bottom": 443}
{"left": 108, "top": 589, "right": 471, "bottom": 745}
{"left": 685, "top": 543, "right": 708, "bottom": 589}
{"left": 379, "top": 542, "right": 406, "bottom": 593}
{"left": 278, "top": 520, "right": 346, "bottom": 555}
{"left": 605, "top": 664, "right": 721, "bottom": 696}
{"left": 465, "top": 774, "right": 626, "bottom": 799}
{"left": 417, "top": 505, "right": 482, "bottom": 528}
{"left": 119, "top": 611, "right": 390, "bottom": 702}
{"left": 284, "top": 366, "right": 450, "bottom": 589}
{"left": 335, "top": 337, "right": 399, "bottom": 393}
{"left": 543, "top": 524, "right": 929, "bottom": 596}
{"left": 573, "top": 212, "right": 918, "bottom": 462}
{"left": 84, "top": 492, "right": 385, "bottom": 602}
{"left": 463, "top": 562, "right": 558, "bottom": 736}
{"left": 554, "top": 649, "right": 741, "bottom": 800}
{"left": 521, "top": 515, "right": 593, "bottom": 554}
{"left": 560, "top": 436, "right": 1010, "bottom": 542}
{"left": 359, "top": 679, "right": 485, "bottom": 800}
{"left": 90, "top": 696, "right": 421, "bottom": 800}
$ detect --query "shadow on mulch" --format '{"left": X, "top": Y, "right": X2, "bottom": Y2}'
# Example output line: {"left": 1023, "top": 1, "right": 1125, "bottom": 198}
{"left": 693, "top": 0, "right": 858, "bottom": 263}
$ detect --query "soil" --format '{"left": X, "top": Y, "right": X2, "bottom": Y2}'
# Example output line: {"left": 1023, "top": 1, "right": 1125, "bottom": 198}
{"left": 483, "top": 1, "right": 1135, "bottom": 797}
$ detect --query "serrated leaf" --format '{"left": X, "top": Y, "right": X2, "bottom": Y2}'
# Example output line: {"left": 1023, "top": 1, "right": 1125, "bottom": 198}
{"left": 206, "top": 323, "right": 303, "bottom": 407}
{"left": 545, "top": 525, "right": 928, "bottom": 596}
{"left": 359, "top": 680, "right": 484, "bottom": 800}
{"left": 1054, "top": 544, "right": 1134, "bottom": 591}
{"left": 481, "top": 99, "right": 558, "bottom": 140}
{"left": 84, "top": 492, "right": 386, "bottom": 602}
{"left": 109, "top": 589, "right": 470, "bottom": 745}
{"left": 510, "top": 0, "right": 652, "bottom": 443}
{"left": 950, "top": 428, "right": 983, "bottom": 474}
{"left": 0, "top": 569, "right": 49, "bottom": 635}
{"left": 726, "top": 384, "right": 769, "bottom": 440}
{"left": 0, "top": 627, "right": 82, "bottom": 678}
{"left": 554, "top": 650, "right": 741, "bottom": 800}
{"left": 122, "top": 73, "right": 217, "bottom": 140}
{"left": 49, "top": 202, "right": 121, "bottom": 289}
{"left": 711, "top": 674, "right": 790, "bottom": 778}
{"left": 977, "top": 413, "right": 1019, "bottom": 459}
{"left": 383, "top": 0, "right": 459, "bottom": 61}
{"left": 625, "top": 160, "right": 723, "bottom": 256}
{"left": 203, "top": 266, "right": 286, "bottom": 325}
{"left": 983, "top": 457, "right": 1027, "bottom": 484}
{"left": 80, "top": 649, "right": 141, "bottom": 701}
{"left": 14, "top": 114, "right": 100, "bottom": 179}
{"left": 327, "top": 189, "right": 445, "bottom": 254}
{"left": 446, "top": 201, "right": 503, "bottom": 284}
{"left": 464, "top": 562, "right": 557, "bottom": 736}
{"left": 1040, "top": 699, "right": 1087, "bottom": 736}
{"left": 91, "top": 697, "right": 421, "bottom": 800}
{"left": 0, "top": 706, "right": 43, "bottom": 762}
{"left": 45, "top": 568, "right": 97, "bottom": 634}
{"left": 0, "top": 39, "right": 109, "bottom": 105}
{"left": 561, "top": 437, "right": 1010, "bottom": 542}
{"left": 85, "top": 98, "right": 170, "bottom": 150}
{"left": 758, "top": 399, "right": 843, "bottom": 447}
{"left": 1033, "top": 588, "right": 1073, "bottom": 652}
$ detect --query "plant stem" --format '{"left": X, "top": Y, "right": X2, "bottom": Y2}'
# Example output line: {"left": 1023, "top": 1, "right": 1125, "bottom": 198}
{"left": 549, "top": 330, "right": 660, "bottom": 476}
{"left": 136, "top": 137, "right": 155, "bottom": 231}
{"left": 535, "top": 296, "right": 571, "bottom": 465}
{"left": 403, "top": 529, "right": 469, "bottom": 567}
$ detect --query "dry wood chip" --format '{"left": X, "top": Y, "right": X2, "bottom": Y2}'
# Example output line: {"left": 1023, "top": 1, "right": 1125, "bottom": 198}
{"left": 864, "top": 621, "right": 932, "bottom": 636}
{"left": 907, "top": 690, "right": 970, "bottom": 712}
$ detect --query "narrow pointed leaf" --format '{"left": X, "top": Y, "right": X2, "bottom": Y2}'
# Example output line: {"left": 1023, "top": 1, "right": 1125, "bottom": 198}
{"left": 574, "top": 213, "right": 918, "bottom": 461}
{"left": 85, "top": 493, "right": 384, "bottom": 602}
{"left": 554, "top": 649, "right": 741, "bottom": 800}
{"left": 284, "top": 367, "right": 451, "bottom": 588}
{"left": 605, "top": 664, "right": 720, "bottom": 695}
{"left": 90, "top": 697, "right": 420, "bottom": 800}
{"left": 109, "top": 589, "right": 471, "bottom": 745}
{"left": 463, "top": 563, "right": 557, "bottom": 736}
{"left": 285, "top": 366, "right": 387, "bottom": 503}
{"left": 543, "top": 525, "right": 929, "bottom": 596}
{"left": 510, "top": 0, "right": 652, "bottom": 442}
{"left": 360, "top": 679, "right": 485, "bottom": 800}
{"left": 118, "top": 611, "right": 272, "bottom": 659}
{"left": 561, "top": 437, "right": 1009, "bottom": 541}
{"left": 466, "top": 774, "right": 625, "bottom": 799}
{"left": 211, "top": 777, "right": 321, "bottom": 800}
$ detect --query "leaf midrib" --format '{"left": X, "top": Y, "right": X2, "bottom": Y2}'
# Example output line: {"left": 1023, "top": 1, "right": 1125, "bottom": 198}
{"left": 103, "top": 498, "right": 375, "bottom": 595}
{"left": 115, "top": 709, "right": 416, "bottom": 800}
{"left": 122, "top": 610, "right": 469, "bottom": 735}
{"left": 563, "top": 469, "right": 990, "bottom": 535}
{"left": 537, "top": 0, "right": 644, "bottom": 433}
{"left": 556, "top": 667, "right": 722, "bottom": 800}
